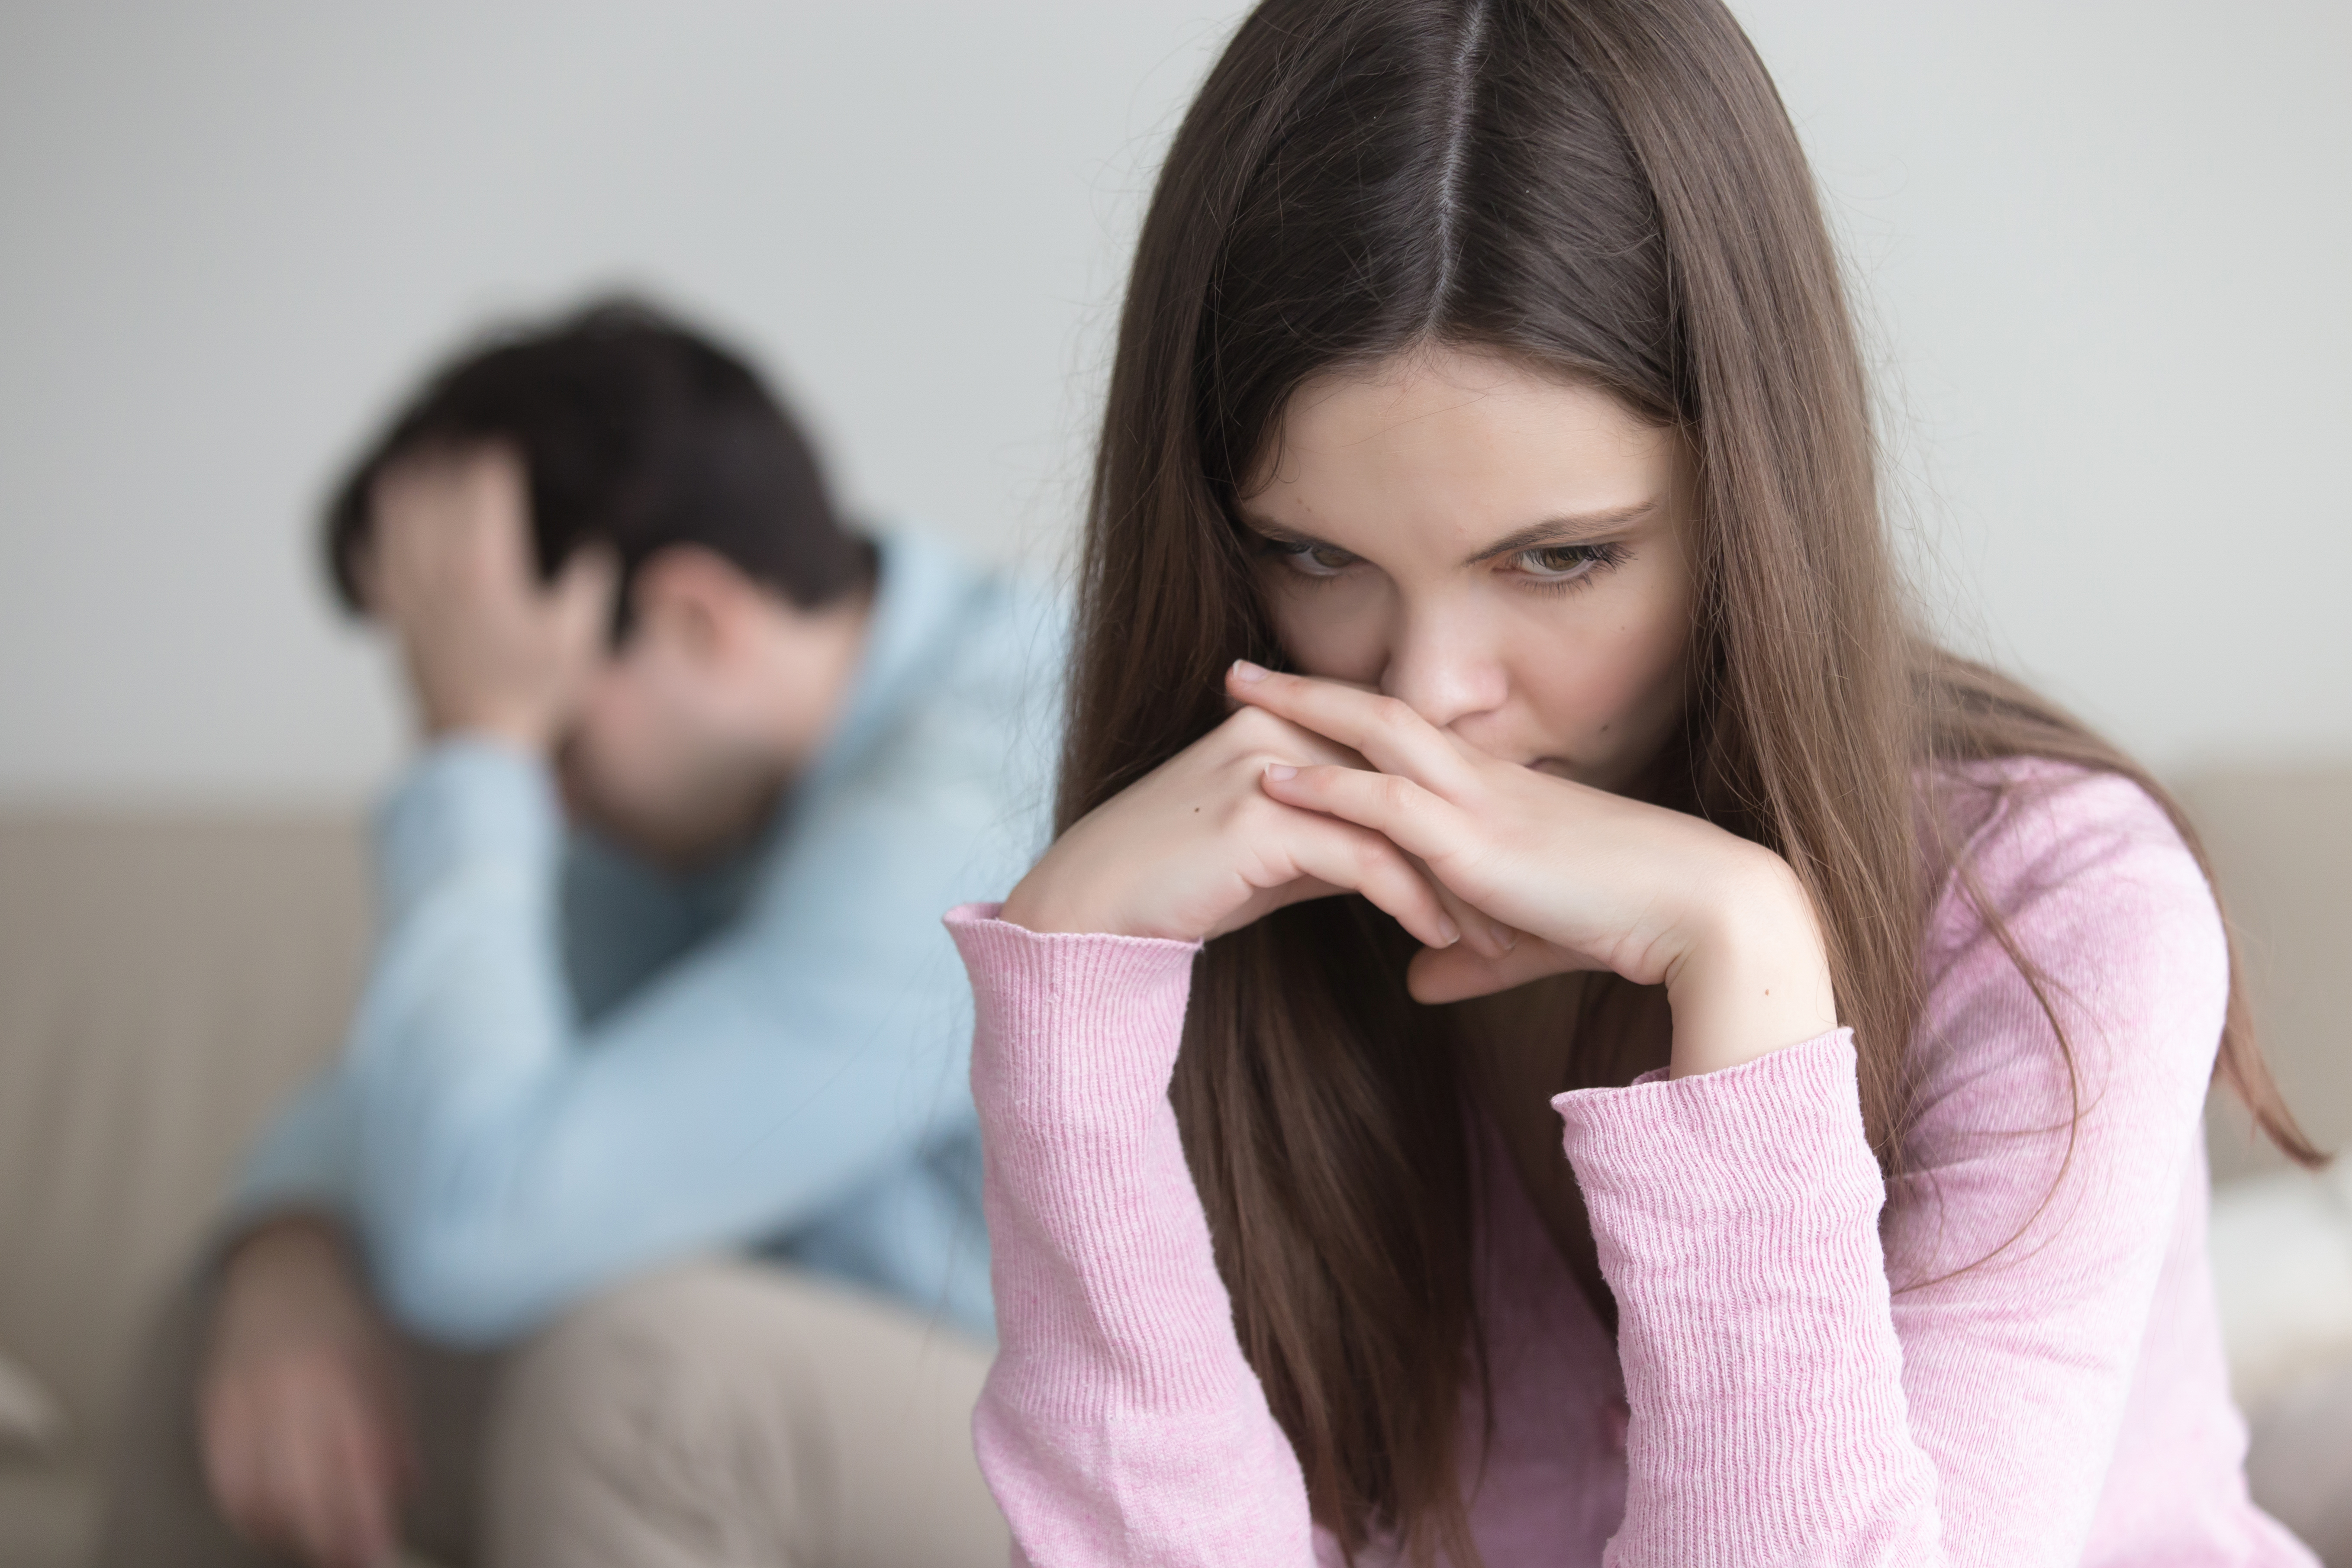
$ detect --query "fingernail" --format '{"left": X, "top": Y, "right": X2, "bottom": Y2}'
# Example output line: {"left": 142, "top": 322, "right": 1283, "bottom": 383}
{"left": 1265, "top": 763, "right": 1298, "bottom": 781}
{"left": 1491, "top": 923, "right": 1517, "bottom": 951}
{"left": 1231, "top": 659, "right": 1270, "bottom": 683}
{"left": 1437, "top": 914, "right": 1461, "bottom": 946}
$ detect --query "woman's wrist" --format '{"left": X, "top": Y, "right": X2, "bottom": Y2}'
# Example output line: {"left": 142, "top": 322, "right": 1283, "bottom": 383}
{"left": 999, "top": 863, "right": 1121, "bottom": 938}
{"left": 996, "top": 875, "right": 1065, "bottom": 935}
{"left": 1663, "top": 853, "right": 1838, "bottom": 1078}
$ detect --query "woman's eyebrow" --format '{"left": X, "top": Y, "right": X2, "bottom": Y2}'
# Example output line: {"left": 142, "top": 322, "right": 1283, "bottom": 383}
{"left": 1238, "top": 502, "right": 1659, "bottom": 558}
{"left": 1464, "top": 503, "right": 1657, "bottom": 566}
{"left": 1235, "top": 513, "right": 1322, "bottom": 547}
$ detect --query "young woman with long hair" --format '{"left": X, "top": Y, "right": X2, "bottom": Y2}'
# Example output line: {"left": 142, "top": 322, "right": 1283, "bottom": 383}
{"left": 944, "top": 0, "right": 2321, "bottom": 1562}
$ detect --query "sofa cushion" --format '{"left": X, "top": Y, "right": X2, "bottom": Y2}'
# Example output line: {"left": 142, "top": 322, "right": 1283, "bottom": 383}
{"left": 2179, "top": 770, "right": 2352, "bottom": 1180}
{"left": 0, "top": 1468, "right": 99, "bottom": 1568}
{"left": 2210, "top": 1169, "right": 2352, "bottom": 1409}
{"left": 0, "top": 813, "right": 367, "bottom": 1468}
{"left": 2245, "top": 1356, "right": 2352, "bottom": 1567}
{"left": 0, "top": 1345, "right": 62, "bottom": 1455}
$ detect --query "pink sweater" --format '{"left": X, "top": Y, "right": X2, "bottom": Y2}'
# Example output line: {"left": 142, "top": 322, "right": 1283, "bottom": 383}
{"left": 944, "top": 762, "right": 2315, "bottom": 1566}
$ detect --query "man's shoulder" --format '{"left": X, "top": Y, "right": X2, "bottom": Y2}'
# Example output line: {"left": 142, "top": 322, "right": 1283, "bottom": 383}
{"left": 866, "top": 530, "right": 1068, "bottom": 728}
{"left": 881, "top": 530, "right": 1066, "bottom": 661}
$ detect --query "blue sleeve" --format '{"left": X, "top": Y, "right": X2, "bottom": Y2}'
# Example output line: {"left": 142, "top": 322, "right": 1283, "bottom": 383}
{"left": 227, "top": 816, "right": 682, "bottom": 1229}
{"left": 233, "top": 1069, "right": 361, "bottom": 1220}
{"left": 340, "top": 700, "right": 1042, "bottom": 1345}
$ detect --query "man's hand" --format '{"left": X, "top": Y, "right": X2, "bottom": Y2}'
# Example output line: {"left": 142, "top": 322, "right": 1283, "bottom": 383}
{"left": 200, "top": 1218, "right": 412, "bottom": 1568}
{"left": 362, "top": 443, "right": 617, "bottom": 754}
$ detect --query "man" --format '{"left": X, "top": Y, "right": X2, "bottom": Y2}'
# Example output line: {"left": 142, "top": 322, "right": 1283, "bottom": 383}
{"left": 96, "top": 302, "right": 1060, "bottom": 1568}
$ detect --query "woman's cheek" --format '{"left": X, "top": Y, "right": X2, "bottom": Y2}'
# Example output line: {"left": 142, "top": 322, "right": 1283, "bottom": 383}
{"left": 1518, "top": 599, "right": 1691, "bottom": 785}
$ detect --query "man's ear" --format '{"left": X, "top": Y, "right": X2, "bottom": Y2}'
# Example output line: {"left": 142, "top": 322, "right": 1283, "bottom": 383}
{"left": 626, "top": 546, "right": 762, "bottom": 664}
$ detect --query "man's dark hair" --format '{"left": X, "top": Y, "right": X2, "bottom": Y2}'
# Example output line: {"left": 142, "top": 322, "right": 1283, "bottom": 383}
{"left": 324, "top": 299, "right": 870, "bottom": 633}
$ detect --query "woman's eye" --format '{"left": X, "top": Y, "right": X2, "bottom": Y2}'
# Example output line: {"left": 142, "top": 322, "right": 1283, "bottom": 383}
{"left": 1278, "top": 541, "right": 1356, "bottom": 577}
{"left": 1512, "top": 544, "right": 1605, "bottom": 580}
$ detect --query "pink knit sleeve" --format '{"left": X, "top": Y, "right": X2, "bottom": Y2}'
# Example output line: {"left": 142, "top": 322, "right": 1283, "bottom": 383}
{"left": 1552, "top": 767, "right": 2242, "bottom": 1566}
{"left": 944, "top": 905, "right": 1323, "bottom": 1568}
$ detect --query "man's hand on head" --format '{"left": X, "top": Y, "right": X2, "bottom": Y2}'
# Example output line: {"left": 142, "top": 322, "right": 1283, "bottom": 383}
{"left": 362, "top": 443, "right": 617, "bottom": 756}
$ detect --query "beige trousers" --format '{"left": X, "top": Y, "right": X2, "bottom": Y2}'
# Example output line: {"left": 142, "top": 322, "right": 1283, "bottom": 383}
{"left": 95, "top": 1259, "right": 1008, "bottom": 1568}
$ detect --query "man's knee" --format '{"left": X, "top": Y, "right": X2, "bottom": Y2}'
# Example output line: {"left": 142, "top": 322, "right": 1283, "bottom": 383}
{"left": 493, "top": 1260, "right": 834, "bottom": 1446}
{"left": 484, "top": 1261, "right": 852, "bottom": 1568}
{"left": 486, "top": 1259, "right": 1003, "bottom": 1568}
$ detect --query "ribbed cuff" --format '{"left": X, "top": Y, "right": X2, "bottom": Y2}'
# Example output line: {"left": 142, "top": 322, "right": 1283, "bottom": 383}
{"left": 1555, "top": 1030, "right": 1921, "bottom": 1563}
{"left": 945, "top": 906, "right": 1240, "bottom": 1407}
{"left": 1553, "top": 1030, "right": 1880, "bottom": 1221}
{"left": 944, "top": 905, "right": 1201, "bottom": 1129}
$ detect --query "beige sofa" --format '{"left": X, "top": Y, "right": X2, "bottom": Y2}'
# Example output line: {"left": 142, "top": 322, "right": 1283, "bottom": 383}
{"left": 0, "top": 817, "right": 368, "bottom": 1566}
{"left": 0, "top": 774, "right": 2346, "bottom": 1567}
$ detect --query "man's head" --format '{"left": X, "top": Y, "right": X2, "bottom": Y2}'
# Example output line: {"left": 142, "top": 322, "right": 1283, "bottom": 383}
{"left": 328, "top": 301, "right": 875, "bottom": 863}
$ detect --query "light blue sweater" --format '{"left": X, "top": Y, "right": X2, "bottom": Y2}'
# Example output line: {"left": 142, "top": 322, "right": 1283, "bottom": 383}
{"left": 237, "top": 533, "right": 1064, "bottom": 1346}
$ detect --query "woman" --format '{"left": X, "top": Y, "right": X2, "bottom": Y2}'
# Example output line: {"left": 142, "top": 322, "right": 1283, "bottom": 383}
{"left": 946, "top": 0, "right": 2320, "bottom": 1562}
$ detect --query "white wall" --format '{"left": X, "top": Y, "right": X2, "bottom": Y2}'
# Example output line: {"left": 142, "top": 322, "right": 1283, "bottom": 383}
{"left": 1741, "top": 0, "right": 2352, "bottom": 775}
{"left": 1, "top": 1, "right": 2345, "bottom": 803}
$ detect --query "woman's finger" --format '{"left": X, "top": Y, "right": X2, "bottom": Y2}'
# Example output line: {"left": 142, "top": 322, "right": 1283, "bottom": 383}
{"left": 1408, "top": 930, "right": 1603, "bottom": 1005}
{"left": 1215, "top": 702, "right": 1370, "bottom": 771}
{"left": 1429, "top": 878, "right": 1518, "bottom": 961}
{"left": 1271, "top": 814, "right": 1461, "bottom": 952}
{"left": 1390, "top": 837, "right": 1516, "bottom": 959}
{"left": 1261, "top": 763, "right": 1521, "bottom": 955}
{"left": 1259, "top": 762, "right": 1480, "bottom": 879}
{"left": 1226, "top": 664, "right": 1476, "bottom": 795}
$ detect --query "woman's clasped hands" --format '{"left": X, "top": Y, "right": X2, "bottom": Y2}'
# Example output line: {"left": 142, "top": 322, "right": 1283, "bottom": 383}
{"left": 998, "top": 661, "right": 1840, "bottom": 1078}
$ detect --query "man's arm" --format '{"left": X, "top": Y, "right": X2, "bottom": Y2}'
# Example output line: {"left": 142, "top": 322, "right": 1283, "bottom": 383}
{"left": 343, "top": 720, "right": 1022, "bottom": 1345}
{"left": 284, "top": 443, "right": 1056, "bottom": 1343}
{"left": 234, "top": 1074, "right": 362, "bottom": 1220}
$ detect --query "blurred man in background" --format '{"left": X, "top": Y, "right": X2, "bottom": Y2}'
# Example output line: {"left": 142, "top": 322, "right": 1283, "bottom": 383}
{"left": 94, "top": 301, "right": 1060, "bottom": 1568}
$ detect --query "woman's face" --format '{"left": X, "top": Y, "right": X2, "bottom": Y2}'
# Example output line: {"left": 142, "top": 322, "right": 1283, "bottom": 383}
{"left": 1239, "top": 345, "right": 1698, "bottom": 795}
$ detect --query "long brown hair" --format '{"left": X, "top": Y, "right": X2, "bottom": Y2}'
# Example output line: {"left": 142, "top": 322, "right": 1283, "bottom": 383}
{"left": 1057, "top": 0, "right": 2318, "bottom": 1559}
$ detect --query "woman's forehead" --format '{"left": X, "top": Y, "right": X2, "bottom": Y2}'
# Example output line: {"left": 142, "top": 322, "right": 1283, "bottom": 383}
{"left": 1244, "top": 349, "right": 1682, "bottom": 552}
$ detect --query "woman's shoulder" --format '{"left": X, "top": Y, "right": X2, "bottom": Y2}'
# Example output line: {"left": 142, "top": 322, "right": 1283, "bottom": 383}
{"left": 1893, "top": 758, "right": 2237, "bottom": 1293}
{"left": 1922, "top": 754, "right": 2210, "bottom": 916}
{"left": 1915, "top": 755, "right": 2226, "bottom": 1014}
{"left": 1919, "top": 757, "right": 2210, "bottom": 926}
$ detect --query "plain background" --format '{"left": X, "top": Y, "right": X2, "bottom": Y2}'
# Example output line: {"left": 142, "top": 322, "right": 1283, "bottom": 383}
{"left": 0, "top": 1, "right": 2345, "bottom": 805}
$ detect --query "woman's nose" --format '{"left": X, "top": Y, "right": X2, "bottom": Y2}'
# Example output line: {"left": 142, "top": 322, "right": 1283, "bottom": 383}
{"left": 1379, "top": 608, "right": 1507, "bottom": 731}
